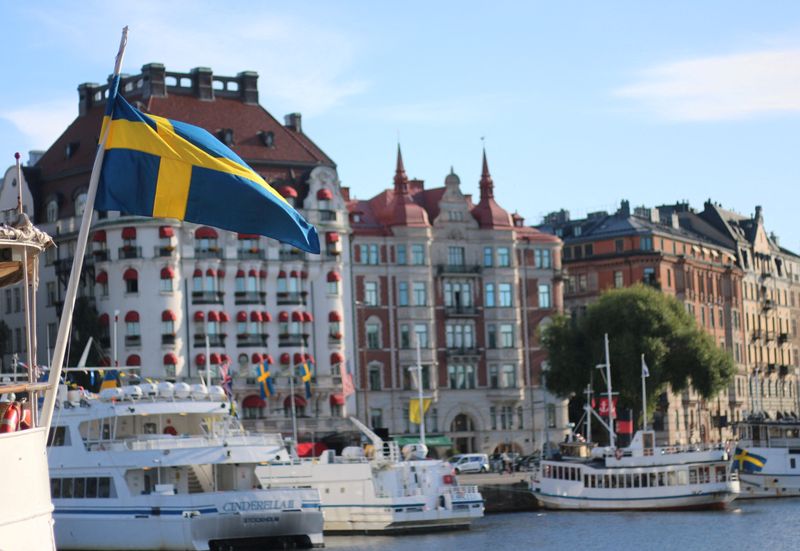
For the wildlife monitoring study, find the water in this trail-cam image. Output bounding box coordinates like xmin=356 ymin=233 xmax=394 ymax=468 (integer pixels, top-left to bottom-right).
xmin=325 ymin=500 xmax=800 ymax=551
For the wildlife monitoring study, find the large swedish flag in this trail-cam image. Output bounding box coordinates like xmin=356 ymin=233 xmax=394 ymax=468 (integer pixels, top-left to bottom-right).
xmin=734 ymin=447 xmax=766 ymax=473
xmin=96 ymin=76 xmax=320 ymax=254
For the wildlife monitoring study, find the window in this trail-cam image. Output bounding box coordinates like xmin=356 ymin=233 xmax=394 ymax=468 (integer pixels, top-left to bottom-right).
xmin=535 ymin=249 xmax=552 ymax=268
xmin=369 ymin=408 xmax=383 ymax=429
xmin=398 ymin=282 xmax=409 ymax=306
xmin=4 ymin=289 xmax=10 ymax=313
xmin=14 ymin=287 xmax=21 ymax=312
xmin=497 ymin=247 xmax=511 ymax=267
xmin=400 ymin=324 xmax=410 ymax=348
xmin=366 ymin=322 xmax=381 ymax=349
xmin=414 ymin=324 xmax=429 ymax=348
xmin=499 ymin=324 xmax=514 ymax=348
xmin=547 ymin=403 xmax=557 ymax=428
xmin=538 ymin=284 xmax=551 ymax=308
xmin=489 ymin=365 xmax=499 ymax=388
xmin=47 ymin=282 xmax=57 ymax=306
xmin=584 ymin=244 xmax=593 ymax=257
xmin=446 ymin=324 xmax=475 ymax=349
xmin=413 ymin=282 xmax=427 ymax=306
xmin=327 ymin=279 xmax=340 ymax=295
xmin=448 ymin=246 xmax=465 ymax=266
xmin=396 ymin=244 xmax=407 ymax=265
xmin=490 ymin=406 xmax=497 ymax=430
xmin=485 ymin=283 xmax=495 ymax=307
xmin=448 ymin=364 xmax=476 ymax=389
xmin=46 ymin=200 xmax=58 ymax=222
xmin=501 ymin=364 xmax=517 ymax=388
xmin=614 ymin=271 xmax=623 ymax=288
xmin=483 ymin=247 xmax=493 ymax=267
xmin=643 ymin=267 xmax=656 ymax=285
xmin=640 ymin=236 xmax=653 ymax=250
xmin=444 ymin=281 xmax=473 ymax=309
xmin=498 ymin=283 xmax=512 ymax=307
xmin=75 ymin=192 xmax=88 ymax=217
xmin=124 ymin=271 xmax=138 ymax=294
xmin=364 ymin=281 xmax=378 ymax=306
xmin=369 ymin=244 xmax=379 ymax=265
xmin=487 ymin=324 xmax=497 ymax=349
xmin=411 ymin=244 xmax=425 ymax=265
xmin=369 ymin=365 xmax=382 ymax=391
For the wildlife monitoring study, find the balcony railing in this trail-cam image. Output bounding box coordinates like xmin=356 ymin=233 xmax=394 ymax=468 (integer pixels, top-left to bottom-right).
xmin=237 ymin=248 xmax=265 ymax=260
xmin=436 ymin=264 xmax=481 ymax=276
xmin=276 ymin=291 xmax=307 ymax=306
xmin=278 ymin=334 xmax=307 ymax=348
xmin=192 ymin=290 xmax=224 ymax=304
xmin=446 ymin=346 xmax=479 ymax=357
xmin=154 ymin=246 xmax=176 ymax=258
xmin=194 ymin=334 xmax=226 ymax=347
xmin=279 ymin=249 xmax=305 ymax=261
xmin=118 ymin=246 xmax=142 ymax=259
xmin=92 ymin=249 xmax=110 ymax=262
xmin=161 ymin=334 xmax=176 ymax=345
xmin=234 ymin=291 xmax=266 ymax=305
xmin=778 ymin=332 xmax=789 ymax=344
xmin=444 ymin=305 xmax=477 ymax=316
xmin=319 ymin=210 xmax=337 ymax=222
xmin=236 ymin=334 xmax=269 ymax=347
xmin=195 ymin=247 xmax=223 ymax=259
xmin=763 ymin=299 xmax=775 ymax=311
xmin=125 ymin=335 xmax=141 ymax=347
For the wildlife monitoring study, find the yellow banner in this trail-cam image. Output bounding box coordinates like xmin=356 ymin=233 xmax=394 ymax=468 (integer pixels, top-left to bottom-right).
xmin=409 ymin=398 xmax=432 ymax=424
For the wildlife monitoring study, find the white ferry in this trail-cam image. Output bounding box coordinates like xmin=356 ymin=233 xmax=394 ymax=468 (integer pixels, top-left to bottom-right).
xmin=256 ymin=417 xmax=484 ymax=533
xmin=47 ymin=382 xmax=324 ymax=550
xmin=733 ymin=416 xmax=800 ymax=498
xmin=0 ymin=212 xmax=57 ymax=550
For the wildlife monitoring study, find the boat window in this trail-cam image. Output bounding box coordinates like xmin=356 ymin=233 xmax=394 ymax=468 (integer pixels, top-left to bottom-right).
xmin=632 ymin=474 xmax=640 ymax=488
xmin=658 ymin=472 xmax=665 ymax=486
xmin=715 ymin=466 xmax=726 ymax=482
xmin=649 ymin=473 xmax=657 ymax=487
xmin=86 ymin=477 xmax=98 ymax=498
xmin=50 ymin=478 xmax=61 ymax=499
xmin=791 ymin=458 xmax=796 ymax=469
xmin=48 ymin=426 xmax=68 ymax=446
xmin=677 ymin=470 xmax=688 ymax=485
xmin=62 ymin=478 xmax=74 ymax=498
xmin=625 ymin=474 xmax=633 ymax=488
xmin=144 ymin=422 xmax=157 ymax=434
xmin=604 ymin=474 xmax=610 ymax=488
xmin=689 ymin=468 xmax=697 ymax=484
xmin=583 ymin=474 xmax=589 ymax=487
xmin=98 ymin=477 xmax=111 ymax=498
xmin=641 ymin=473 xmax=648 ymax=488
xmin=73 ymin=478 xmax=85 ymax=498
xmin=668 ymin=471 xmax=677 ymax=486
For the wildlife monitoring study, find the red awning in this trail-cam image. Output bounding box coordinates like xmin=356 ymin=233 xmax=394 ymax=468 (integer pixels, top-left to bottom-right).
xmin=99 ymin=313 xmax=110 ymax=326
xmin=278 ymin=270 xmax=287 ymax=278
xmin=248 ymin=269 xmax=258 ymax=277
xmin=296 ymin=442 xmax=328 ymax=458
xmin=330 ymin=352 xmax=344 ymax=364
xmin=238 ymin=233 xmax=260 ymax=239
xmin=160 ymin=266 xmax=174 ymax=279
xmin=208 ymin=311 xmax=220 ymax=322
xmin=193 ymin=268 xmax=203 ymax=277
xmin=163 ymin=353 xmax=178 ymax=365
xmin=210 ymin=353 xmax=221 ymax=364
xmin=326 ymin=232 xmax=340 ymax=243
xmin=95 ymin=271 xmax=108 ymax=284
xmin=242 ymin=395 xmax=266 ymax=408
xmin=92 ymin=230 xmax=106 ymax=242
xmin=289 ymin=270 xmax=299 ymax=278
xmin=284 ymin=395 xmax=307 ymax=408
xmin=278 ymin=185 xmax=298 ymax=198
xmin=222 ymin=354 xmax=231 ymax=364
xmin=294 ymin=352 xmax=304 ymax=365
xmin=291 ymin=311 xmax=303 ymax=322
xmin=278 ymin=311 xmax=289 ymax=322
xmin=280 ymin=353 xmax=290 ymax=365
xmin=317 ymin=188 xmax=333 ymax=200
xmin=327 ymin=271 xmax=341 ymax=282
xmin=264 ymin=354 xmax=274 ymax=365
xmin=300 ymin=271 xmax=308 ymax=279
xmin=329 ymin=311 xmax=342 ymax=322
xmin=121 ymin=227 xmax=136 ymax=239
xmin=195 ymin=226 xmax=218 ymax=239
xmin=236 ymin=269 xmax=245 ymax=278
xmin=262 ymin=311 xmax=272 ymax=322
xmin=219 ymin=311 xmax=230 ymax=322
xmin=159 ymin=226 xmax=174 ymax=238
xmin=305 ymin=353 xmax=314 ymax=363
xmin=217 ymin=269 xmax=225 ymax=278
xmin=162 ymin=310 xmax=176 ymax=321
xmin=193 ymin=311 xmax=205 ymax=321
xmin=237 ymin=311 xmax=247 ymax=322
xmin=195 ymin=354 xmax=206 ymax=366
xmin=123 ymin=268 xmax=138 ymax=281
xmin=329 ymin=393 xmax=346 ymax=406
xmin=206 ymin=268 xmax=216 ymax=277
xmin=126 ymin=354 xmax=141 ymax=366
xmin=302 ymin=312 xmax=313 ymax=323
xmin=124 ymin=311 xmax=139 ymax=322
xmin=259 ymin=270 xmax=267 ymax=278
xmin=250 ymin=311 xmax=262 ymax=322
xmin=251 ymin=352 xmax=263 ymax=364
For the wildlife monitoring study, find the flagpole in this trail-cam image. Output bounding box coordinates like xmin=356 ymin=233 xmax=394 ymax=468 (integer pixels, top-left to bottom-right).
xmin=41 ymin=27 xmax=129 ymax=428
xmin=416 ymin=339 xmax=425 ymax=447
xmin=288 ymin=361 xmax=298 ymax=454
xmin=16 ymin=153 xmax=36 ymax=424
xmin=641 ymin=354 xmax=647 ymax=431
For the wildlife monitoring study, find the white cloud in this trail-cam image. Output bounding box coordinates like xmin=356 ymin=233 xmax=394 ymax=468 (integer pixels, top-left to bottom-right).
xmin=0 ymin=99 xmax=76 ymax=150
xmin=615 ymin=49 xmax=800 ymax=121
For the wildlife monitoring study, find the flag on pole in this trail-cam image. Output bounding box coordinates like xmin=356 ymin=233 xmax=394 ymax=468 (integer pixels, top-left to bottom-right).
xmin=409 ymin=398 xmax=432 ymax=424
xmin=219 ymin=359 xmax=233 ymax=398
xmin=641 ymin=356 xmax=650 ymax=378
xmin=257 ymin=363 xmax=275 ymax=399
xmin=99 ymin=369 xmax=120 ymax=391
xmin=300 ymin=362 xmax=312 ymax=399
xmin=95 ymin=75 xmax=320 ymax=254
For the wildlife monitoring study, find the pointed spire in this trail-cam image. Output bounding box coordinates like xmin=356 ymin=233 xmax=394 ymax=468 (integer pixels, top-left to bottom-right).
xmin=394 ymin=144 xmax=409 ymax=195
xmin=479 ymin=147 xmax=494 ymax=200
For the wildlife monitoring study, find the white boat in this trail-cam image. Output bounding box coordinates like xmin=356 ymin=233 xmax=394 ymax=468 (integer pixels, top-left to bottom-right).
xmin=256 ymin=417 xmax=484 ymax=533
xmin=0 ymin=213 xmax=57 ymax=551
xmin=733 ymin=415 xmax=800 ymax=499
xmin=531 ymin=334 xmax=739 ymax=511
xmin=47 ymin=382 xmax=324 ymax=550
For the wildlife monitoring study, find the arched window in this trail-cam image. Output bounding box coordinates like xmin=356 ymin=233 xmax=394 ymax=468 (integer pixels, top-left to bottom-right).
xmin=46 ymin=199 xmax=59 ymax=223
xmin=327 ymin=271 xmax=341 ymax=295
xmin=451 ymin=413 xmax=475 ymax=432
xmin=160 ymin=266 xmax=174 ymax=292
xmin=235 ymin=269 xmax=245 ymax=292
xmin=277 ymin=271 xmax=287 ymax=293
xmin=74 ymin=191 xmax=88 ymax=217
xmin=123 ymin=268 xmax=138 ymax=294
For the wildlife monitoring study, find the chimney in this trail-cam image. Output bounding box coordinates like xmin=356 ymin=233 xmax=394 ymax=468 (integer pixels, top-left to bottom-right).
xmin=77 ymin=82 xmax=101 ymax=116
xmin=191 ymin=67 xmax=214 ymax=101
xmin=28 ymin=150 xmax=45 ymax=166
xmin=755 ymin=205 xmax=763 ymax=224
xmin=284 ymin=113 xmax=302 ymax=133
xmin=141 ymin=63 xmax=167 ymax=98
xmin=618 ymin=199 xmax=631 ymax=218
xmin=237 ymin=71 xmax=259 ymax=104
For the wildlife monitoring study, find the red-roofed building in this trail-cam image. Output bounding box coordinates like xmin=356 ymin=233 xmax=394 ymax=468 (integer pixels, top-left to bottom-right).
xmin=348 ymin=146 xmax=567 ymax=455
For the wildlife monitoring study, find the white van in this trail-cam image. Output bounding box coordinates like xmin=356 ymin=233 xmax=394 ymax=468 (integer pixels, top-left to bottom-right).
xmin=448 ymin=453 xmax=489 ymax=474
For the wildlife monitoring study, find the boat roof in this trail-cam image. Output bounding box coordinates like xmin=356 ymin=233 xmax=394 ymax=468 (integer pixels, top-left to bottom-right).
xmin=0 ymin=212 xmax=53 ymax=288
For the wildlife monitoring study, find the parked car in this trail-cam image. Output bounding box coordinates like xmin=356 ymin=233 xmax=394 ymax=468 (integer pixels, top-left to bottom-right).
xmin=448 ymin=453 xmax=490 ymax=474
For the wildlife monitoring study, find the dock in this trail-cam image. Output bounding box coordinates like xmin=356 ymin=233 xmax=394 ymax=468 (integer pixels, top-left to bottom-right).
xmin=457 ymin=472 xmax=540 ymax=513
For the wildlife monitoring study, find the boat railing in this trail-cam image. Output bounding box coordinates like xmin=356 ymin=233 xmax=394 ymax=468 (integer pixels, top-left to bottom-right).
xmin=445 ymin=485 xmax=480 ymax=498
xmin=374 ymin=441 xmax=402 ymax=464
xmin=87 ymin=433 xmax=284 ymax=452
xmin=651 ymin=443 xmax=726 ymax=455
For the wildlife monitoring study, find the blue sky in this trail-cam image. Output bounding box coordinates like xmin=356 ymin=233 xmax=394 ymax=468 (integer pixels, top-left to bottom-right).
xmin=2 ymin=1 xmax=800 ymax=251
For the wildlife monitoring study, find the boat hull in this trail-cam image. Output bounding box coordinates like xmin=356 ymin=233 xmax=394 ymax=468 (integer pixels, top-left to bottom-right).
xmin=738 ymin=473 xmax=800 ymax=499
xmin=52 ymin=490 xmax=323 ymax=550
xmin=322 ymin=499 xmax=484 ymax=533
xmin=0 ymin=427 xmax=56 ymax=551
xmin=533 ymin=489 xmax=737 ymax=511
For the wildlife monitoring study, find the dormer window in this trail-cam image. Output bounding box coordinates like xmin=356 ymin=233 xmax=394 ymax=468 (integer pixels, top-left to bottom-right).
xmin=74 ymin=191 xmax=88 ymax=217
xmin=46 ymin=199 xmax=59 ymax=223
xmin=218 ymin=128 xmax=234 ymax=146
xmin=259 ymin=131 xmax=275 ymax=147
xmin=65 ymin=141 xmax=79 ymax=159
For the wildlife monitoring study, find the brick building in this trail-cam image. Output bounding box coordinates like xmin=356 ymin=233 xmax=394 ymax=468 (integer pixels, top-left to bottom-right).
xmin=347 ymin=148 xmax=568 ymax=455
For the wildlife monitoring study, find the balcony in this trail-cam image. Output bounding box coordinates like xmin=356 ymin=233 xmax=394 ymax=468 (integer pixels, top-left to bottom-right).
xmin=444 ymin=305 xmax=477 ymax=317
xmin=779 ymin=365 xmax=791 ymax=377
xmin=92 ymin=249 xmax=110 ymax=262
xmin=161 ymin=334 xmax=176 ymax=345
xmin=192 ymin=290 xmax=224 ymax=304
xmin=237 ymin=248 xmax=265 ymax=260
xmin=279 ymin=249 xmax=305 ymax=261
xmin=194 ymin=334 xmax=226 ymax=347
xmin=125 ymin=335 xmax=141 ymax=347
xmin=236 ymin=334 xmax=269 ymax=347
xmin=276 ymin=291 xmax=307 ymax=306
xmin=328 ymin=334 xmax=343 ymax=347
xmin=436 ymin=264 xmax=481 ymax=276
xmin=446 ymin=346 xmax=479 ymax=357
xmin=763 ymin=299 xmax=775 ymax=311
xmin=118 ymin=246 xmax=142 ymax=259
xmin=486 ymin=386 xmax=525 ymax=401
xmin=234 ymin=291 xmax=266 ymax=305
xmin=778 ymin=332 xmax=789 ymax=344
xmin=195 ymin=247 xmax=223 ymax=259
xmin=154 ymin=246 xmax=176 ymax=258
xmin=278 ymin=334 xmax=307 ymax=348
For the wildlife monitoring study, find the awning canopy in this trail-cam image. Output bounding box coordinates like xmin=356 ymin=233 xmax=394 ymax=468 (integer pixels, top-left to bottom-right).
xmin=278 ymin=185 xmax=298 ymax=198
xmin=209 ymin=353 xmax=221 ymax=364
xmin=121 ymin=227 xmax=136 ymax=239
xmin=392 ymin=435 xmax=453 ymax=447
xmin=95 ymin=271 xmax=108 ymax=284
xmin=262 ymin=311 xmax=272 ymax=322
xmin=250 ymin=311 xmax=262 ymax=322
xmin=195 ymin=354 xmax=206 ymax=366
xmin=328 ymin=311 xmax=342 ymax=322
xmin=329 ymin=393 xmax=346 ymax=406
xmin=327 ymin=271 xmax=341 ymax=282
xmin=284 ymin=395 xmax=307 ymax=408
xmin=126 ymin=354 xmax=141 ymax=366
xmin=208 ymin=311 xmax=219 ymax=322
xmin=159 ymin=226 xmax=174 ymax=238
xmin=238 ymin=233 xmax=259 ymax=239
xmin=123 ymin=268 xmax=138 ymax=280
xmin=99 ymin=313 xmax=110 ymax=326
xmin=237 ymin=311 xmax=248 ymax=322
xmin=162 ymin=310 xmax=176 ymax=321
xmin=92 ymin=230 xmax=106 ymax=242
xmin=317 ymin=188 xmax=333 ymax=200
xmin=302 ymin=312 xmax=313 ymax=323
xmin=124 ymin=311 xmax=139 ymax=322
xmin=280 ymin=353 xmax=290 ymax=364
xmin=279 ymin=311 xmax=289 ymax=322
xmin=219 ymin=311 xmax=230 ymax=322
xmin=195 ymin=226 xmax=218 ymax=239
xmin=291 ymin=311 xmax=303 ymax=322
xmin=163 ymin=353 xmax=178 ymax=365
xmin=160 ymin=266 xmax=174 ymax=279
xmin=242 ymin=395 xmax=266 ymax=408
xmin=330 ymin=352 xmax=344 ymax=364
xmin=326 ymin=232 xmax=340 ymax=243
xmin=193 ymin=311 xmax=205 ymax=321
xmin=251 ymin=352 xmax=263 ymax=364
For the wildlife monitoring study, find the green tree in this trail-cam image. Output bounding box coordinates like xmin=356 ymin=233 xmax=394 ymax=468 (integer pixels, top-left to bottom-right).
xmin=542 ymin=284 xmax=735 ymax=426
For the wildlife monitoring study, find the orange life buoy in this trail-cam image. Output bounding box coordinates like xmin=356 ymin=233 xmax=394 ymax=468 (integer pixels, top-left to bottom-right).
xmin=0 ymin=402 xmax=21 ymax=433
xmin=19 ymin=407 xmax=32 ymax=430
